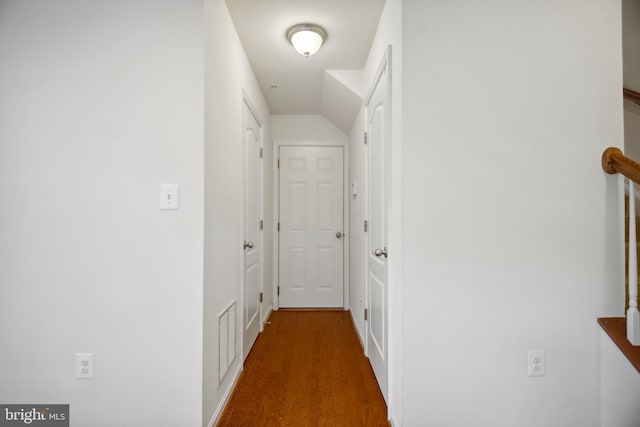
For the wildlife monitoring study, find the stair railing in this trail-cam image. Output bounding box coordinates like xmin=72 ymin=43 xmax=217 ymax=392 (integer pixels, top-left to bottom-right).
xmin=602 ymin=147 xmax=640 ymax=345
xmin=624 ymin=87 xmax=640 ymax=105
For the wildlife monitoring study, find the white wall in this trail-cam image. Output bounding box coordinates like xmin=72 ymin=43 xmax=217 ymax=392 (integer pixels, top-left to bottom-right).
xmin=203 ymin=1 xmax=272 ymax=425
xmin=624 ymin=0 xmax=640 ymax=161
xmin=600 ymin=330 xmax=640 ymax=427
xmin=401 ymin=1 xmax=623 ymax=426
xmin=0 ymin=1 xmax=205 ymax=426
xmin=349 ymin=108 xmax=367 ymax=341
xmin=348 ymin=0 xmax=403 ymax=423
xmin=271 ymin=114 xmax=348 ymax=143
xmin=623 ymin=0 xmax=640 ymax=91
xmin=626 ymin=103 xmax=640 ymax=160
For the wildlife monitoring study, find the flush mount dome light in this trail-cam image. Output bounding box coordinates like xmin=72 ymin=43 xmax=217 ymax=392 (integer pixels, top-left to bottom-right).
xmin=287 ymin=24 xmax=327 ymax=57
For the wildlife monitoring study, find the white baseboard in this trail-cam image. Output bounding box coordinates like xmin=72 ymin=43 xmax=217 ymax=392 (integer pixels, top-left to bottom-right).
xmin=389 ymin=409 xmax=399 ymax=426
xmin=262 ymin=304 xmax=273 ymax=325
xmin=348 ymin=308 xmax=366 ymax=350
xmin=208 ymin=362 xmax=242 ymax=427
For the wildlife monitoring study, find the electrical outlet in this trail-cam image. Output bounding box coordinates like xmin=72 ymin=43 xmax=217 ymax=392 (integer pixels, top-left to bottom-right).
xmin=76 ymin=353 xmax=94 ymax=379
xmin=528 ymin=350 xmax=545 ymax=377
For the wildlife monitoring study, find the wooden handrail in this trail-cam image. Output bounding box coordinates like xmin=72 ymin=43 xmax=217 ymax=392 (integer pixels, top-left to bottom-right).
xmin=624 ymin=87 xmax=640 ymax=105
xmin=602 ymin=147 xmax=640 ymax=185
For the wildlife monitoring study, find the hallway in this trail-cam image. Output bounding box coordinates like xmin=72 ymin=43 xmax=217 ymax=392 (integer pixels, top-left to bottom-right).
xmin=218 ymin=311 xmax=388 ymax=426
xmin=1 ymin=1 xmax=632 ymax=425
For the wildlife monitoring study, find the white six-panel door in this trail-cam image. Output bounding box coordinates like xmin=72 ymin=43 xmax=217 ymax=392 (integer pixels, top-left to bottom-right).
xmin=366 ymin=51 xmax=390 ymax=403
xmin=279 ymin=146 xmax=344 ymax=308
xmin=242 ymin=100 xmax=262 ymax=360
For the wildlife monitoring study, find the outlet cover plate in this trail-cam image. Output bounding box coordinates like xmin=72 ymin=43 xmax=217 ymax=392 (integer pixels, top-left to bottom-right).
xmin=528 ymin=350 xmax=545 ymax=377
xmin=76 ymin=353 xmax=94 ymax=379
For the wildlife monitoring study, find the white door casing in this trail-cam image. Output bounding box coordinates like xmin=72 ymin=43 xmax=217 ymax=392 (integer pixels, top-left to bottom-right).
xmin=366 ymin=50 xmax=391 ymax=403
xmin=242 ymin=98 xmax=262 ymax=361
xmin=279 ymin=146 xmax=344 ymax=308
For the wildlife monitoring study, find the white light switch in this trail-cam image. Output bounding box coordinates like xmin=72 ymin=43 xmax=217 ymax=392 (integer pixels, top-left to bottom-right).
xmin=160 ymin=184 xmax=180 ymax=210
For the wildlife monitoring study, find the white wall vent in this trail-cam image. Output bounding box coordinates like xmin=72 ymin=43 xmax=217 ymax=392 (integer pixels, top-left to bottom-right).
xmin=218 ymin=301 xmax=237 ymax=383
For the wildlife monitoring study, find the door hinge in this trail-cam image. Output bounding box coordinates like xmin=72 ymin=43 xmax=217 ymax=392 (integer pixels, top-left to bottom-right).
xmin=277 ymin=222 xmax=280 ymax=232
xmin=364 ymin=308 xmax=368 ymax=321
xmin=364 ymin=132 xmax=368 ymax=145
xmin=364 ymin=220 xmax=368 ymax=232
xmin=277 ymin=286 xmax=280 ymax=296
xmin=259 ymin=292 xmax=263 ymax=303
xmin=260 ymin=148 xmax=263 ymax=158
xmin=260 ymin=220 xmax=263 ymax=230
xmin=277 ymin=158 xmax=280 ymax=169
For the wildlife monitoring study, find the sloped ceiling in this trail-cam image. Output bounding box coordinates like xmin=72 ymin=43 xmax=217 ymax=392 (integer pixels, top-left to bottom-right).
xmin=322 ymin=70 xmax=364 ymax=134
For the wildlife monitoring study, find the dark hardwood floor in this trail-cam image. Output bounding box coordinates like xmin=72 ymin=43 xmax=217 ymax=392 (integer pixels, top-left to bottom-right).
xmin=217 ymin=310 xmax=389 ymax=426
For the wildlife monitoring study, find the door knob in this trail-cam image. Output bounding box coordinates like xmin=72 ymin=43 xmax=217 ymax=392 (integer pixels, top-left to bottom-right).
xmin=243 ymin=240 xmax=254 ymax=250
xmin=336 ymin=232 xmax=342 ymax=239
xmin=374 ymin=247 xmax=388 ymax=258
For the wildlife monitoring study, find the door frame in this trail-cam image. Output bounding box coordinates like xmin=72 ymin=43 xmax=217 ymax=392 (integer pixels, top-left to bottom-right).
xmin=272 ymin=140 xmax=350 ymax=311
xmin=240 ymin=89 xmax=264 ymax=363
xmin=363 ymin=46 xmax=392 ymax=402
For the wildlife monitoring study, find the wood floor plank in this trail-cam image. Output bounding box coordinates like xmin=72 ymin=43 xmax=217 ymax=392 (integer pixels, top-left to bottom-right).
xmin=218 ymin=310 xmax=388 ymax=426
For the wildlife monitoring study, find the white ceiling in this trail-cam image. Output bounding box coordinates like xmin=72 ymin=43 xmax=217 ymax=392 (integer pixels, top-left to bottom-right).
xmin=225 ymin=0 xmax=386 ymax=124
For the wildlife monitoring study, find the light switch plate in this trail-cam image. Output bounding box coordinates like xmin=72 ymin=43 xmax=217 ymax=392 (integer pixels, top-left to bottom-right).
xmin=160 ymin=184 xmax=180 ymax=210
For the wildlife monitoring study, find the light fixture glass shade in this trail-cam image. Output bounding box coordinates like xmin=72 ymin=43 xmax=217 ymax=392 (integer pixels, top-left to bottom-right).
xmin=287 ymin=24 xmax=326 ymax=57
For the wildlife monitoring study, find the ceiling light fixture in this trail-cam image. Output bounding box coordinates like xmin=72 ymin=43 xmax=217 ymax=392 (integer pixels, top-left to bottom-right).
xmin=286 ymin=23 xmax=327 ymax=57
